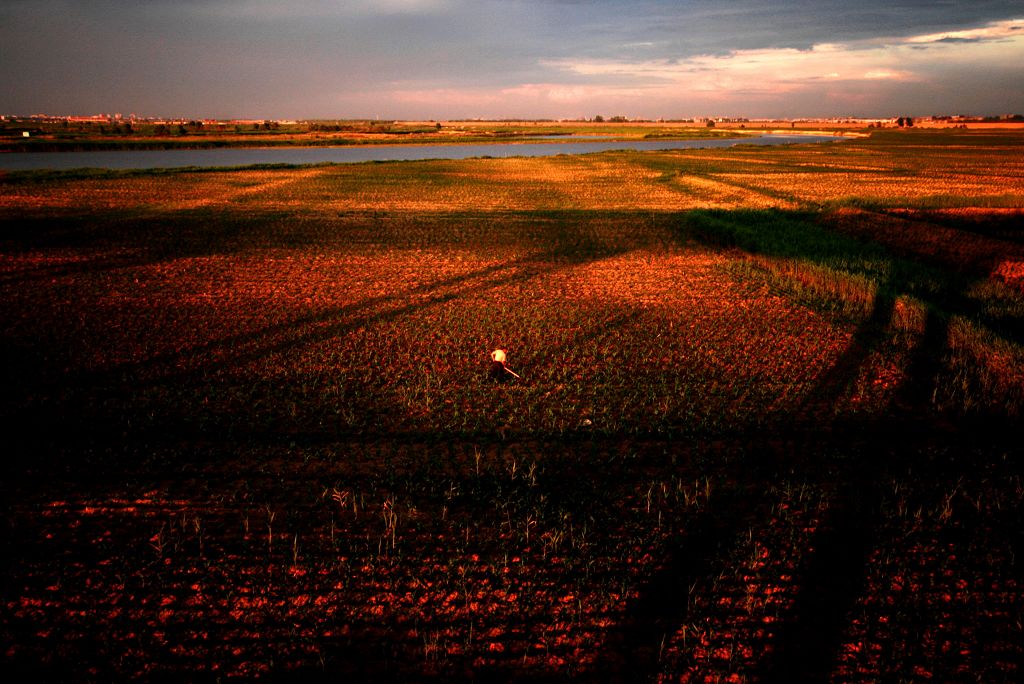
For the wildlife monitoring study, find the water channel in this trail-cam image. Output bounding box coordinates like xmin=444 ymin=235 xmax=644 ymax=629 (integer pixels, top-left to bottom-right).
xmin=0 ymin=134 xmax=843 ymax=171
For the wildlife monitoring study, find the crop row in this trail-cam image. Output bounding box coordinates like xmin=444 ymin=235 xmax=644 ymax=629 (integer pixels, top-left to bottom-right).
xmin=5 ymin=435 xmax=1021 ymax=680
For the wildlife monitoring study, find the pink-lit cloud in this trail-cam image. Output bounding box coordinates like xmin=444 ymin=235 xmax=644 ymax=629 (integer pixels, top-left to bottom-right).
xmin=517 ymin=17 xmax=1023 ymax=115
xmin=337 ymin=15 xmax=1024 ymax=119
xmin=905 ymin=18 xmax=1024 ymax=43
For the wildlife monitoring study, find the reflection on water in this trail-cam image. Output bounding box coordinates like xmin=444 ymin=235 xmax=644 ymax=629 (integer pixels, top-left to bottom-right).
xmin=0 ymin=135 xmax=842 ymax=171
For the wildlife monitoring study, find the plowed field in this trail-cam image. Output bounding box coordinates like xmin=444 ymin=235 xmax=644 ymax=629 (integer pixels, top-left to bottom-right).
xmin=2 ymin=129 xmax=1022 ymax=682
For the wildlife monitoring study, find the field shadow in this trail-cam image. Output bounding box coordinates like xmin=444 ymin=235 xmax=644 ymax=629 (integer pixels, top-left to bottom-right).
xmin=3 ymin=204 xmax=1022 ymax=680
xmin=828 ymin=207 xmax=1024 ymax=284
xmin=680 ymin=207 xmax=1023 ymax=395
xmin=592 ymin=445 xmax=772 ymax=681
xmin=1 ymin=211 xmax=638 ymax=467
xmin=648 ymin=207 xmax=1020 ymax=680
xmin=0 ymin=210 xmax=260 ymax=286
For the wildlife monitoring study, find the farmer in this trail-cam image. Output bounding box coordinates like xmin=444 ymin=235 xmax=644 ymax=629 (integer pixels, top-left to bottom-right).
xmin=489 ymin=348 xmax=520 ymax=382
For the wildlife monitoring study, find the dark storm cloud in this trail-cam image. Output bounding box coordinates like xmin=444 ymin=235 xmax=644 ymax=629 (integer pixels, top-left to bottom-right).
xmin=517 ymin=0 xmax=1024 ymax=56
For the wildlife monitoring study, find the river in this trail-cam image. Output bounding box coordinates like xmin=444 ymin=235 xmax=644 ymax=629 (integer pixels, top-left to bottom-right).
xmin=0 ymin=134 xmax=842 ymax=171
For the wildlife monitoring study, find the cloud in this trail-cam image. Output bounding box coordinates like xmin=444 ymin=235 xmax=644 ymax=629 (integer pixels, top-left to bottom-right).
xmin=862 ymin=69 xmax=912 ymax=81
xmin=906 ymin=18 xmax=1023 ymax=44
xmin=143 ymin=0 xmax=457 ymax=19
xmin=502 ymin=83 xmax=651 ymax=102
xmin=542 ymin=17 xmax=1024 ymax=102
xmin=1 ymin=1 xmax=1022 ymax=118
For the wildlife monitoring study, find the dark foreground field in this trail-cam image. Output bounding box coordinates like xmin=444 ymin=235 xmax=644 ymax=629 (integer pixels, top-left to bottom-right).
xmin=2 ymin=130 xmax=1023 ymax=681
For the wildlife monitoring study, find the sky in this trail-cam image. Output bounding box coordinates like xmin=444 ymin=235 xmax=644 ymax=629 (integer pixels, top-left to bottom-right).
xmin=1 ymin=0 xmax=1022 ymax=120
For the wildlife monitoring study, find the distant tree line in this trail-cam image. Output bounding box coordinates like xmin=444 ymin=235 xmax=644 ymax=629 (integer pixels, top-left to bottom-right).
xmin=151 ymin=121 xmax=205 ymax=136
xmin=307 ymin=121 xmax=394 ymax=133
xmin=865 ymin=117 xmax=916 ymax=129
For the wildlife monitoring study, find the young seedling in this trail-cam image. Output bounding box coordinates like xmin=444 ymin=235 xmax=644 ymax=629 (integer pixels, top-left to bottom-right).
xmin=266 ymin=507 xmax=276 ymax=552
xmin=150 ymin=524 xmax=167 ymax=559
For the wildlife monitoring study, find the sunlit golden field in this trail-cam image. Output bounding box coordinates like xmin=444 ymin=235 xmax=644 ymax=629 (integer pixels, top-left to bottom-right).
xmin=3 ymin=134 xmax=1022 ymax=214
xmin=2 ymin=129 xmax=1023 ymax=682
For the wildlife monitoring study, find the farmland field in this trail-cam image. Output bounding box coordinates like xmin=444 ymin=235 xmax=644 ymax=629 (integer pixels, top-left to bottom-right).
xmin=2 ymin=129 xmax=1023 ymax=681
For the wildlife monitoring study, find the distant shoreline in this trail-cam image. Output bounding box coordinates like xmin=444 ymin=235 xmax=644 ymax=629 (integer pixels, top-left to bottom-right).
xmin=6 ymin=116 xmax=1016 ymax=155
xmin=0 ymin=121 xmax=740 ymax=154
xmin=0 ymin=120 xmax=883 ymax=154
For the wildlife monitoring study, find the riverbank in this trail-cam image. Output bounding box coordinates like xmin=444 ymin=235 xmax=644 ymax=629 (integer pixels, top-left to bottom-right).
xmin=0 ymin=133 xmax=844 ymax=172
